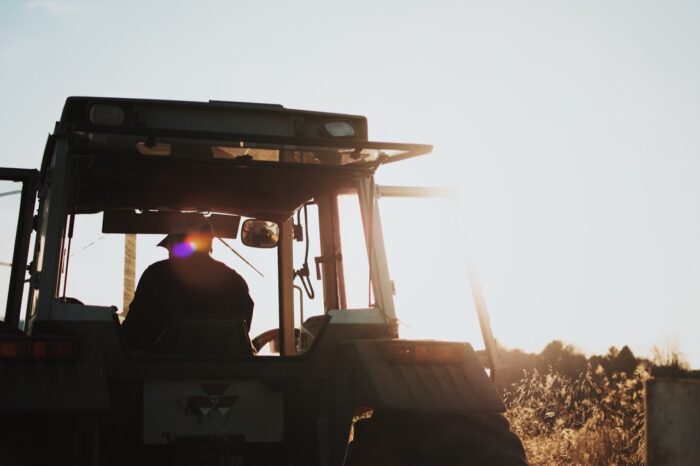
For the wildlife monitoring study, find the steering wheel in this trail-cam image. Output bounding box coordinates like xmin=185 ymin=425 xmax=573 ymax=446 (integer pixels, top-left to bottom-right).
xmin=252 ymin=328 xmax=301 ymax=353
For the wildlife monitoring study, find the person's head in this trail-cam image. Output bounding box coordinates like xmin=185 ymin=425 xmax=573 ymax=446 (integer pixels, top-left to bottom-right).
xmin=158 ymin=224 xmax=214 ymax=259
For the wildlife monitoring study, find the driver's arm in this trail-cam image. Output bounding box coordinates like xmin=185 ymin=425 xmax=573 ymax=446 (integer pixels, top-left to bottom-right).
xmin=229 ymin=270 xmax=254 ymax=331
xmin=121 ymin=265 xmax=170 ymax=349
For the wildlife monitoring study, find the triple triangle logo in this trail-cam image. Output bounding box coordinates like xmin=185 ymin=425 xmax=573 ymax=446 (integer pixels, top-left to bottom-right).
xmin=187 ymin=383 xmax=239 ymax=417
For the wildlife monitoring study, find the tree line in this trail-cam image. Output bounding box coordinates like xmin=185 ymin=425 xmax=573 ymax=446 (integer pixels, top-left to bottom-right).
xmin=496 ymin=340 xmax=697 ymax=388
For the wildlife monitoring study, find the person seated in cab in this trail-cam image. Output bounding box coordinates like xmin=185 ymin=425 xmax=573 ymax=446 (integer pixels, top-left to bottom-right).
xmin=121 ymin=224 xmax=254 ymax=350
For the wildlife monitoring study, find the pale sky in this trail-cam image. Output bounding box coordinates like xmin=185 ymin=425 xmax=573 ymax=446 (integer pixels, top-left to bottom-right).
xmin=1 ymin=0 xmax=699 ymax=366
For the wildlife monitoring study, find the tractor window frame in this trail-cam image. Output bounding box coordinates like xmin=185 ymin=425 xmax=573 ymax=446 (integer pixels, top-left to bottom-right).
xmin=0 ymin=168 xmax=39 ymax=329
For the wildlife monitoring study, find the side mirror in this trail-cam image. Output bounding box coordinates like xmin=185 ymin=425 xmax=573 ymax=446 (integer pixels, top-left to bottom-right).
xmin=241 ymin=219 xmax=280 ymax=248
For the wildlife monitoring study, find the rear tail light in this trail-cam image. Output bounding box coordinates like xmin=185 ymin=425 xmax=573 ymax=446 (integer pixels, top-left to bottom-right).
xmin=0 ymin=337 xmax=80 ymax=361
xmin=383 ymin=341 xmax=466 ymax=364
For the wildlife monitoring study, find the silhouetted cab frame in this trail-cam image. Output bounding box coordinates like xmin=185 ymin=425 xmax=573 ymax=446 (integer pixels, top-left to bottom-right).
xmin=0 ymin=97 xmax=521 ymax=466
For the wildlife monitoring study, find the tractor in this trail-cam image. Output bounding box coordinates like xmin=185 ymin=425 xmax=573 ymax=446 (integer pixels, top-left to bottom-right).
xmin=0 ymin=97 xmax=527 ymax=465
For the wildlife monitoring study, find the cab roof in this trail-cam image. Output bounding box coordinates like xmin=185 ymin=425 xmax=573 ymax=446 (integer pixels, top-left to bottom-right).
xmin=53 ymin=97 xmax=433 ymax=222
xmin=59 ymin=96 xmax=432 ymax=168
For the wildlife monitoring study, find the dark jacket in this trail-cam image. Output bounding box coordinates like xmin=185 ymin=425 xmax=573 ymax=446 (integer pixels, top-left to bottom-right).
xmin=121 ymin=254 xmax=254 ymax=350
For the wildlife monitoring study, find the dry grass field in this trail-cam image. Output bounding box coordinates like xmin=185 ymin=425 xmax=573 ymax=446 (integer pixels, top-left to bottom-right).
xmin=504 ymin=366 xmax=649 ymax=466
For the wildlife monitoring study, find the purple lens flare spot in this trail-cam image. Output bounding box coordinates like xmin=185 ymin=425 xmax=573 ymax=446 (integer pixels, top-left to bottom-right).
xmin=172 ymin=242 xmax=195 ymax=258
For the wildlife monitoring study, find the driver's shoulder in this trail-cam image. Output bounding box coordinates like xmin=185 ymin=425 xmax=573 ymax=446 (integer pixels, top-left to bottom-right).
xmin=208 ymin=258 xmax=246 ymax=281
xmin=141 ymin=259 xmax=174 ymax=278
xmin=146 ymin=259 xmax=171 ymax=271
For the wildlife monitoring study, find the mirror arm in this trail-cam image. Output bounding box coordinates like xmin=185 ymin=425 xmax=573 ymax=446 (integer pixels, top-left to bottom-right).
xmin=217 ymin=237 xmax=264 ymax=278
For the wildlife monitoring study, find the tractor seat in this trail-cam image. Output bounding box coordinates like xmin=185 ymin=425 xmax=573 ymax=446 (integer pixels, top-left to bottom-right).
xmin=152 ymin=317 xmax=255 ymax=357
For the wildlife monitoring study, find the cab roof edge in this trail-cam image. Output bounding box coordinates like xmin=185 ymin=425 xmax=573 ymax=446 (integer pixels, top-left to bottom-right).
xmin=208 ymin=100 xmax=285 ymax=110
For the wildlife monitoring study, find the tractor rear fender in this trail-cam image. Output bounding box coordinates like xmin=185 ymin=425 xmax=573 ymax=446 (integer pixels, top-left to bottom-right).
xmin=343 ymin=339 xmax=505 ymax=413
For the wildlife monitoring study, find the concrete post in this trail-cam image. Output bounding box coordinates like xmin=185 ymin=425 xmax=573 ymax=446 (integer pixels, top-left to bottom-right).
xmin=122 ymin=233 xmax=136 ymax=315
xmin=646 ymin=378 xmax=700 ymax=465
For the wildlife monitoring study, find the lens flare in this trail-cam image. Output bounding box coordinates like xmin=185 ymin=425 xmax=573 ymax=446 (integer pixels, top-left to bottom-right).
xmin=172 ymin=241 xmax=195 ymax=258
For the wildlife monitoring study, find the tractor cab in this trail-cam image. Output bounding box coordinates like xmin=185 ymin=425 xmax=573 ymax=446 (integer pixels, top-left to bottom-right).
xmin=0 ymin=97 xmax=521 ymax=466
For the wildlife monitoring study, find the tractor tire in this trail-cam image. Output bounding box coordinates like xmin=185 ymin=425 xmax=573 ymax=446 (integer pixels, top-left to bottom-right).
xmin=345 ymin=410 xmax=527 ymax=466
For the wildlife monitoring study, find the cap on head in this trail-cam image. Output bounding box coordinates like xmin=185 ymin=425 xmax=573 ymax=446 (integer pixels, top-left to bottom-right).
xmin=158 ymin=223 xmax=213 ymax=256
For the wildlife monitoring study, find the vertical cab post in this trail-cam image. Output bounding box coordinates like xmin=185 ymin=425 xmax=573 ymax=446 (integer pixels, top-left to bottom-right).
xmin=277 ymin=219 xmax=295 ymax=355
xmin=330 ymin=193 xmax=347 ymax=310
xmin=316 ymin=194 xmax=340 ymax=312
xmin=31 ymin=137 xmax=72 ymax=327
xmin=0 ymin=168 xmax=39 ymax=328
xmin=357 ymin=177 xmax=396 ymax=328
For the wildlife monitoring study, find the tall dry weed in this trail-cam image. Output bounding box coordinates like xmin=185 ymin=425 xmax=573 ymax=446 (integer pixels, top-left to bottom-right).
xmin=504 ymin=365 xmax=649 ymax=466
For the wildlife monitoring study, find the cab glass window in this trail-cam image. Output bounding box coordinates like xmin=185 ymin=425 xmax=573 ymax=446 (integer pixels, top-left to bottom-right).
xmin=0 ymin=180 xmax=22 ymax=321
xmin=60 ymin=212 xmax=281 ymax=336
xmin=379 ymin=196 xmax=483 ymax=345
xmin=58 ymin=204 xmax=327 ymax=356
xmin=337 ymin=193 xmax=372 ymax=309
